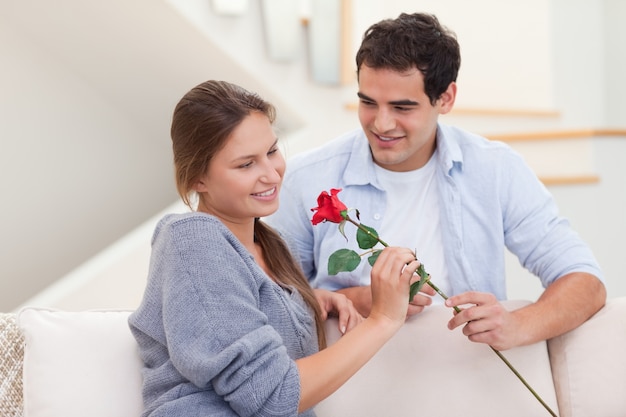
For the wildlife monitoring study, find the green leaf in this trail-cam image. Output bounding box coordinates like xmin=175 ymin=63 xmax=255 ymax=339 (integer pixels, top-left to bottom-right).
xmin=356 ymin=224 xmax=379 ymax=249
xmin=409 ymin=263 xmax=430 ymax=301
xmin=409 ymin=280 xmax=423 ymax=301
xmin=367 ymin=249 xmax=382 ymax=267
xmin=328 ymin=249 xmax=361 ymax=275
xmin=409 ymin=274 xmax=430 ymax=301
xmin=416 ymin=264 xmax=429 ymax=280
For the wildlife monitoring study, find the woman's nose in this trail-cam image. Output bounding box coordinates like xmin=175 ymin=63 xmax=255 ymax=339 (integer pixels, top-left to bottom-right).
xmin=261 ymin=161 xmax=282 ymax=183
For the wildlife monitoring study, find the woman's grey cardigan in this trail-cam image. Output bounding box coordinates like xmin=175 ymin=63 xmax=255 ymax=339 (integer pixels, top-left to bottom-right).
xmin=129 ymin=212 xmax=319 ymax=416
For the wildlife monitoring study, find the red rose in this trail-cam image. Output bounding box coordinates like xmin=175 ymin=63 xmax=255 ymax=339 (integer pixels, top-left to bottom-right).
xmin=311 ymin=188 xmax=348 ymax=225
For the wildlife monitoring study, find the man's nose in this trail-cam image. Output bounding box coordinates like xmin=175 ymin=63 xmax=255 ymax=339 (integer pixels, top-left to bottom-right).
xmin=374 ymin=108 xmax=396 ymax=133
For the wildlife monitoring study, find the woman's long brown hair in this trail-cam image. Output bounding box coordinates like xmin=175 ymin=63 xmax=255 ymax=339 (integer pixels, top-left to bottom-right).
xmin=170 ymin=80 xmax=326 ymax=349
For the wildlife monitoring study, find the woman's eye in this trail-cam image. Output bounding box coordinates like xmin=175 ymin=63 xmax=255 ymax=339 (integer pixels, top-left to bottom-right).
xmin=239 ymin=161 xmax=253 ymax=169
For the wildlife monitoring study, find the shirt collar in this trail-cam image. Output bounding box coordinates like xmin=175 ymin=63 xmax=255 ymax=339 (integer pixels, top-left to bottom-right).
xmin=436 ymin=123 xmax=464 ymax=176
xmin=343 ymin=130 xmax=382 ymax=188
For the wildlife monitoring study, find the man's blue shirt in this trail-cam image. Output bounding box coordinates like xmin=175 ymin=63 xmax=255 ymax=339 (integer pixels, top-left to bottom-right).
xmin=266 ymin=124 xmax=603 ymax=299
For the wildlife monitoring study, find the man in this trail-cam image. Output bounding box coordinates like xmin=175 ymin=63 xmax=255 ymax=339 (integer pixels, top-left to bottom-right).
xmin=266 ymin=12 xmax=605 ymax=350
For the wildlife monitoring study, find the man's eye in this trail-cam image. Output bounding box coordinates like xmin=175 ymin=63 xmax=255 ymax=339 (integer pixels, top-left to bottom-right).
xmin=360 ymin=100 xmax=376 ymax=106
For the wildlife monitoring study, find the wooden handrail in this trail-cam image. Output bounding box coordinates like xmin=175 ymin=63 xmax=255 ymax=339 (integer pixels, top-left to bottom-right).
xmin=449 ymin=107 xmax=561 ymax=118
xmin=539 ymin=175 xmax=600 ymax=186
xmin=488 ymin=129 xmax=626 ymax=142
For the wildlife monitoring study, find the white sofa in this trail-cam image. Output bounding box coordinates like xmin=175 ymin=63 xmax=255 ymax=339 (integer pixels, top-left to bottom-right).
xmin=1 ymin=298 xmax=625 ymax=417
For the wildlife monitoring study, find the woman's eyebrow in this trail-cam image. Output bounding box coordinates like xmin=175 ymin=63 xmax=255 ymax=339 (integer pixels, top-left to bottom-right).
xmin=231 ymin=139 xmax=279 ymax=163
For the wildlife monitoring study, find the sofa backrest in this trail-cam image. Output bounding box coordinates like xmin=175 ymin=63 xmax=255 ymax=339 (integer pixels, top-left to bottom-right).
xmin=547 ymin=296 xmax=626 ymax=417
xmin=316 ymin=299 xmax=559 ymax=417
xmin=3 ymin=303 xmax=559 ymax=417
xmin=3 ymin=298 xmax=626 ymax=417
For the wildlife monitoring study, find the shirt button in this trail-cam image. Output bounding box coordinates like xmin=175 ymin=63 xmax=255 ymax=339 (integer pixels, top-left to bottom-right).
xmin=373 ymin=213 xmax=381 ymax=220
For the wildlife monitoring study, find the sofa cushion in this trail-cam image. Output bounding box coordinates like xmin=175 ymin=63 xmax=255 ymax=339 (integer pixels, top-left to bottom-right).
xmin=315 ymin=300 xmax=559 ymax=417
xmin=17 ymin=308 xmax=143 ymax=417
xmin=548 ymin=297 xmax=626 ymax=417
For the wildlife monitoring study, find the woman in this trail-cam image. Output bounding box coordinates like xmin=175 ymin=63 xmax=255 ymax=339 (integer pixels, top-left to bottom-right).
xmin=128 ymin=80 xmax=419 ymax=416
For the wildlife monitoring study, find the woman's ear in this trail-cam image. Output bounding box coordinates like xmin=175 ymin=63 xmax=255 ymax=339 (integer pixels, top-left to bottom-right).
xmin=438 ymin=82 xmax=457 ymax=115
xmin=193 ymin=175 xmax=209 ymax=193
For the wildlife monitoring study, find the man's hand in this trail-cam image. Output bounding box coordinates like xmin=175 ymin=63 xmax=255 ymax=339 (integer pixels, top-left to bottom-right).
xmin=445 ymin=292 xmax=520 ymax=351
xmin=445 ymin=273 xmax=606 ymax=351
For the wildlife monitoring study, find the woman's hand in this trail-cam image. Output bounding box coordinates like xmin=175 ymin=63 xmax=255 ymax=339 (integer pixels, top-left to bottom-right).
xmin=314 ymin=289 xmax=364 ymax=334
xmin=369 ymin=247 xmax=420 ymax=326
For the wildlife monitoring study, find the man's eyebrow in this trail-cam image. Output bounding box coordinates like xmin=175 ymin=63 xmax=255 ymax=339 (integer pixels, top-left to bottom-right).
xmin=389 ymin=99 xmax=418 ymax=106
xmin=357 ymin=92 xmax=374 ymax=101
xmin=357 ymin=92 xmax=418 ymax=106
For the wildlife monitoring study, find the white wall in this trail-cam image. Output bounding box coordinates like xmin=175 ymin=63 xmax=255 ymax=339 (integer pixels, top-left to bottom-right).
xmin=351 ymin=0 xmax=556 ymax=111
xmin=0 ymin=0 xmax=288 ymax=311
xmin=604 ymin=0 xmax=626 ymax=127
xmin=549 ymin=0 xmax=608 ymax=127
xmin=0 ymin=17 xmax=176 ymax=310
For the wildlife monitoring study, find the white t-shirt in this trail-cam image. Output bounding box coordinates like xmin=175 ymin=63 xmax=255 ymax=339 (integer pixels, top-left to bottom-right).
xmin=373 ymin=152 xmax=450 ymax=303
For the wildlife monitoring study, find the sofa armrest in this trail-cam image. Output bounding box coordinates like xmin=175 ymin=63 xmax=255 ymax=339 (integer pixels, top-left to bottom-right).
xmin=0 ymin=313 xmax=23 ymax=417
xmin=315 ymin=300 xmax=559 ymax=417
xmin=548 ymin=296 xmax=626 ymax=417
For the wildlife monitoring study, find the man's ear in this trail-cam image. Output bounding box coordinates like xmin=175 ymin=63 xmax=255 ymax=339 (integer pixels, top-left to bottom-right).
xmin=438 ymin=82 xmax=457 ymax=115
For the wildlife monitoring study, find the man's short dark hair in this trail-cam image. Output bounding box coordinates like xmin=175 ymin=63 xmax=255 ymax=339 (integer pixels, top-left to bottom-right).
xmin=356 ymin=13 xmax=461 ymax=105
